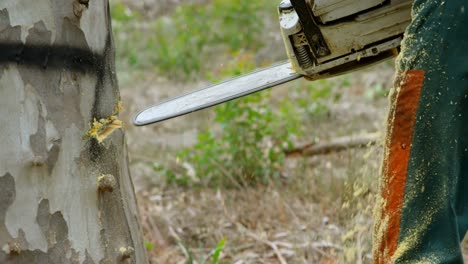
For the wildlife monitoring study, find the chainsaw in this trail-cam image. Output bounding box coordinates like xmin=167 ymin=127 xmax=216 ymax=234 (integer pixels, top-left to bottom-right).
xmin=133 ymin=0 xmax=412 ymax=126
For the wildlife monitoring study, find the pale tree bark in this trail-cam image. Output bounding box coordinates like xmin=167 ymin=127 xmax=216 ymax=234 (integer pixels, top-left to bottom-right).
xmin=0 ymin=0 xmax=147 ymax=263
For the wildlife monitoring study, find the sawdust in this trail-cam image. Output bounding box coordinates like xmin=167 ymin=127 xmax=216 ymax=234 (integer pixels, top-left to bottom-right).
xmin=113 ymin=100 xmax=124 ymax=114
xmin=372 ymin=67 xmax=402 ymax=262
xmin=390 ymin=158 xmax=450 ymax=262
xmin=86 ymin=116 xmax=123 ymax=143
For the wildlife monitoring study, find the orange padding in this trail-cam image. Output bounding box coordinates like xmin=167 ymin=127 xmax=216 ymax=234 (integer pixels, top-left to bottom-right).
xmin=374 ymin=70 xmax=425 ymax=263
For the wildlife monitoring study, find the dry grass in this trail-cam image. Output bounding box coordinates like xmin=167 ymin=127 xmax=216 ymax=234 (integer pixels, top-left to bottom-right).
xmin=136 ymin=146 xmax=382 ymax=264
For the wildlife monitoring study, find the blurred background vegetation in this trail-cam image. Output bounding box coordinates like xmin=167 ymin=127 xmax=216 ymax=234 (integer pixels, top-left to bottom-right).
xmin=108 ymin=0 xmax=426 ymax=263
xmin=112 ymin=0 xmax=276 ymax=82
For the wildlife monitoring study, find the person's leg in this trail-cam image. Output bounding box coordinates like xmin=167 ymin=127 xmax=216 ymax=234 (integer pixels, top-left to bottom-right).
xmin=373 ymin=1 xmax=468 ymax=263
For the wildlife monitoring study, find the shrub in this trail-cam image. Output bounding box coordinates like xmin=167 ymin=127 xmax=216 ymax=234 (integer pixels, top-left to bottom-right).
xmin=111 ymin=0 xmax=273 ymax=80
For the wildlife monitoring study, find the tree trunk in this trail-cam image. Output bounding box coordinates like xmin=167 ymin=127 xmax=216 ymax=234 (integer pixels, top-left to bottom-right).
xmin=0 ymin=1 xmax=147 ymax=263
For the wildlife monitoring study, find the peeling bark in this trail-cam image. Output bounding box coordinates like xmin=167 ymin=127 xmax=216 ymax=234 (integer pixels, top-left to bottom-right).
xmin=0 ymin=1 xmax=147 ymax=263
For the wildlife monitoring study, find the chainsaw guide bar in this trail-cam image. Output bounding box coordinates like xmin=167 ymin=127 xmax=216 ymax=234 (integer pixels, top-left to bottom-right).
xmin=133 ymin=62 xmax=302 ymax=126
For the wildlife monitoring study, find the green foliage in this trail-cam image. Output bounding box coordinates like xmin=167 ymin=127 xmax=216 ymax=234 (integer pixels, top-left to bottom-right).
xmin=208 ymin=237 xmax=226 ymax=264
xmin=154 ymin=161 xmax=191 ymax=187
xmin=150 ymin=0 xmax=269 ymax=79
xmin=164 ymin=58 xmax=300 ymax=187
xmin=181 ymin=237 xmax=226 ymax=264
xmin=187 ymin=94 xmax=287 ymax=186
xmin=111 ymin=0 xmax=273 ymax=80
xmin=145 ymin=241 xmax=154 ymax=250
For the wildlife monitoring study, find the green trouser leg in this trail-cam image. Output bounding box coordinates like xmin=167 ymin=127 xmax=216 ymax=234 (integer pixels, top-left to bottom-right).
xmin=374 ymin=0 xmax=468 ymax=263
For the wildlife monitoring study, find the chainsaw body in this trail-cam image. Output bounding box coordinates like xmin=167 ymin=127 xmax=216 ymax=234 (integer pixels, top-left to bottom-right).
xmin=280 ymin=0 xmax=412 ymax=80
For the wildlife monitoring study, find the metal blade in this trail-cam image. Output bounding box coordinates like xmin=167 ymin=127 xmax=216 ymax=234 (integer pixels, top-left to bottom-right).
xmin=133 ymin=61 xmax=302 ymax=126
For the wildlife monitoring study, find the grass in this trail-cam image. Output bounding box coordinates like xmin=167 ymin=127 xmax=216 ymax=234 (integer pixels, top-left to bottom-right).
xmin=139 ymin=143 xmax=383 ymax=263
xmin=111 ymin=0 xmax=276 ymax=82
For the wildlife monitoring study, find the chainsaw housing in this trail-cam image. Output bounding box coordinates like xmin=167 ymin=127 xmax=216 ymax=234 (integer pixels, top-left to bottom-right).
xmin=279 ymin=0 xmax=412 ymax=80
